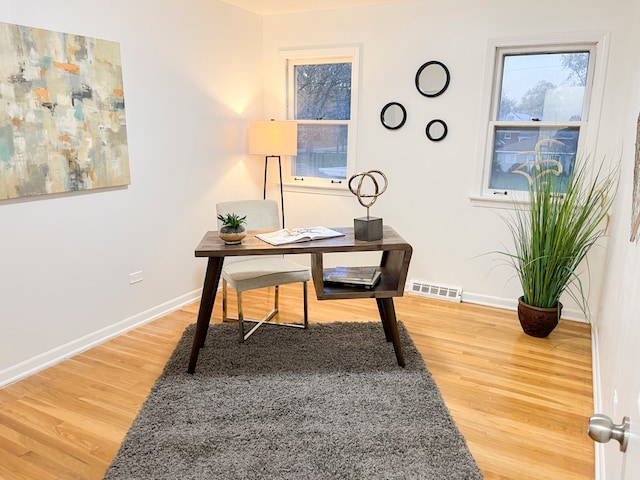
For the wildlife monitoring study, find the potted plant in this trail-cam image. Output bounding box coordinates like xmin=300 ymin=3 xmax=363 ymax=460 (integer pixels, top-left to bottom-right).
xmin=217 ymin=212 xmax=247 ymax=245
xmin=497 ymin=142 xmax=617 ymax=337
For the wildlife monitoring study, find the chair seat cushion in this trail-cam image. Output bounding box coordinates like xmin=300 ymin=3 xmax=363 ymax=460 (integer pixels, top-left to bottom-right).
xmin=222 ymin=257 xmax=310 ymax=293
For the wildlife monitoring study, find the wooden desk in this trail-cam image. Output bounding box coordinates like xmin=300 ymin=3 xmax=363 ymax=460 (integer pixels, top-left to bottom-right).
xmin=188 ymin=226 xmax=413 ymax=373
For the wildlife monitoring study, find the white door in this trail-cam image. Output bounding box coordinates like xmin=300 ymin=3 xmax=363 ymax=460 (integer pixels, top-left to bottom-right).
xmin=612 ymin=287 xmax=640 ymax=479
xmin=595 ymin=113 xmax=640 ymax=478
xmin=595 ymin=8 xmax=640 ymax=472
xmin=592 ymin=287 xmax=640 ymax=479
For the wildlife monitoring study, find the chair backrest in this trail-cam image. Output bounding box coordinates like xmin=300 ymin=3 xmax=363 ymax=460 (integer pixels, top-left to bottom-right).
xmin=216 ymin=199 xmax=280 ymax=231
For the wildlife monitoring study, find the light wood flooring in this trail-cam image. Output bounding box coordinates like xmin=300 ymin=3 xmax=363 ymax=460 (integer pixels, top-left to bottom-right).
xmin=0 ymin=285 xmax=594 ymax=479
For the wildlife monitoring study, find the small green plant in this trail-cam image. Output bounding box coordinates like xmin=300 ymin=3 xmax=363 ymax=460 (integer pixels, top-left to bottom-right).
xmin=217 ymin=213 xmax=247 ymax=229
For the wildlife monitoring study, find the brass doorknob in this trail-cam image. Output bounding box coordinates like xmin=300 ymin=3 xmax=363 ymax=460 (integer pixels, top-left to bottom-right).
xmin=588 ymin=414 xmax=630 ymax=452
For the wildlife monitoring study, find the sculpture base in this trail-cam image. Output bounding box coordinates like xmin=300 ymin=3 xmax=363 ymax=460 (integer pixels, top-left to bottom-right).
xmin=354 ymin=217 xmax=383 ymax=241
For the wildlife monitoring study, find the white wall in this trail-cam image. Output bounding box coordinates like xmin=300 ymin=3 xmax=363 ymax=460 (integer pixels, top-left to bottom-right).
xmin=0 ymin=0 xmax=264 ymax=384
xmin=596 ymin=1 xmax=640 ymax=477
xmin=262 ymin=0 xmax=634 ymax=318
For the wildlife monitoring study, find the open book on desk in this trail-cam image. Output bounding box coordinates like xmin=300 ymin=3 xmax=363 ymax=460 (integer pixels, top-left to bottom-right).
xmin=256 ymin=227 xmax=345 ymax=246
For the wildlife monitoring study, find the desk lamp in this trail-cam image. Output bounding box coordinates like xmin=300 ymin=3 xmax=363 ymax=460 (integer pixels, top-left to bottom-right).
xmin=248 ymin=119 xmax=297 ymax=228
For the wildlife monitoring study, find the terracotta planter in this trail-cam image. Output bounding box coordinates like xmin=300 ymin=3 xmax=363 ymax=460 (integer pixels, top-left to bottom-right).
xmin=517 ymin=296 xmax=562 ymax=338
xmin=219 ymin=226 xmax=246 ymax=245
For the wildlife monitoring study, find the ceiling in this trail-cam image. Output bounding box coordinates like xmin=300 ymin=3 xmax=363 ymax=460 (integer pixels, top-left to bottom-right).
xmin=219 ymin=0 xmax=408 ymax=16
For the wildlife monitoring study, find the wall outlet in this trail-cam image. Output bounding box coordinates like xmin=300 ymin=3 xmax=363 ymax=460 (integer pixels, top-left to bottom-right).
xmin=129 ymin=271 xmax=143 ymax=284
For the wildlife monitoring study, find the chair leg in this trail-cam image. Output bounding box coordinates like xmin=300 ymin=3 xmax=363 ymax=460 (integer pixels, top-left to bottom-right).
xmin=236 ymin=282 xmax=309 ymax=342
xmin=237 ymin=291 xmax=245 ymax=343
xmin=222 ymin=278 xmax=230 ymax=322
xmin=303 ymin=281 xmax=308 ymax=328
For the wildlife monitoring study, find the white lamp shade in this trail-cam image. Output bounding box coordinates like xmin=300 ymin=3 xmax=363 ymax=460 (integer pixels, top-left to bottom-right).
xmin=249 ymin=120 xmax=298 ymax=156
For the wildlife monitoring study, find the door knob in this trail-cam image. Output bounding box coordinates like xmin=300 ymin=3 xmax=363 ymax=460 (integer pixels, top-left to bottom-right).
xmin=588 ymin=414 xmax=630 ymax=452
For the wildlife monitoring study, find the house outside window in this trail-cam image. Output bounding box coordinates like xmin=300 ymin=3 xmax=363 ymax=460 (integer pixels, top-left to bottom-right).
xmin=283 ymin=46 xmax=359 ymax=190
xmin=473 ymin=35 xmax=608 ymax=204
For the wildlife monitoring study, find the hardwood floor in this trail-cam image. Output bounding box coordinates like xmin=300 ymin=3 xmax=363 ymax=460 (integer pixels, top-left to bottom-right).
xmin=0 ymin=285 xmax=594 ymax=479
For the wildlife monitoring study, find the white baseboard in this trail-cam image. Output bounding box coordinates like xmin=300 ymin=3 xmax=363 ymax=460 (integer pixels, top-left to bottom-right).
xmin=0 ymin=289 xmax=202 ymax=388
xmin=461 ymin=291 xmax=518 ymax=311
xmin=461 ymin=291 xmax=588 ymax=323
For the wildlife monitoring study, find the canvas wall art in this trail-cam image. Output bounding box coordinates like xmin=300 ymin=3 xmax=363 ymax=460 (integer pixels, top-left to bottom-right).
xmin=0 ymin=21 xmax=130 ymax=200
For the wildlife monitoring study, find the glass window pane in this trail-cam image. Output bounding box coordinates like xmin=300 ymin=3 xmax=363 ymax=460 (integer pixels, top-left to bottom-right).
xmin=294 ymin=63 xmax=352 ymax=120
xmin=292 ymin=124 xmax=347 ymax=179
xmin=490 ymin=126 xmax=579 ymax=191
xmin=497 ymin=52 xmax=589 ymax=122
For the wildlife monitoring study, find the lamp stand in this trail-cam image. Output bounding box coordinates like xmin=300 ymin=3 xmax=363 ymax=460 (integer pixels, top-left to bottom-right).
xmin=263 ymin=155 xmax=285 ymax=228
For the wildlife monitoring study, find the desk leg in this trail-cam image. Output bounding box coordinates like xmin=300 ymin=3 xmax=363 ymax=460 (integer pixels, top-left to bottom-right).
xmin=376 ymin=298 xmax=406 ymax=367
xmin=377 ymin=300 xmax=392 ymax=342
xmin=188 ymin=257 xmax=223 ymax=374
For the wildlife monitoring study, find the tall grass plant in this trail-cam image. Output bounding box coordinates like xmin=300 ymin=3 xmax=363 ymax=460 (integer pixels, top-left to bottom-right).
xmin=501 ymin=157 xmax=617 ymax=317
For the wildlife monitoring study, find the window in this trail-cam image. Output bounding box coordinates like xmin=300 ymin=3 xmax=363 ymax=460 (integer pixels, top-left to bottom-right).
xmin=474 ymin=36 xmax=607 ymax=204
xmin=284 ymin=46 xmax=359 ymax=189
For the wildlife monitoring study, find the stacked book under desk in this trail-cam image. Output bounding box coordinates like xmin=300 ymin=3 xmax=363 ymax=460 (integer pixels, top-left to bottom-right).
xmin=323 ymin=266 xmax=382 ymax=289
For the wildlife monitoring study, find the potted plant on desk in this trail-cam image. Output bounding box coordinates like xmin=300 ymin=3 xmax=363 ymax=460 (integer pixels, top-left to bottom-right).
xmin=496 ymin=143 xmax=617 ymax=337
xmin=217 ymin=212 xmax=247 ymax=245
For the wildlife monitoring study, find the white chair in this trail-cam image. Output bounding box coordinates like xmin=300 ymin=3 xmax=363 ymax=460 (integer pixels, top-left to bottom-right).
xmin=216 ymin=200 xmax=310 ymax=342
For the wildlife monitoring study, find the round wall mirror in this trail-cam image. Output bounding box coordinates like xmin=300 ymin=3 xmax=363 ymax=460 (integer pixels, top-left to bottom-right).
xmin=415 ymin=61 xmax=450 ymax=97
xmin=380 ymin=102 xmax=407 ymax=130
xmin=425 ymin=119 xmax=448 ymax=141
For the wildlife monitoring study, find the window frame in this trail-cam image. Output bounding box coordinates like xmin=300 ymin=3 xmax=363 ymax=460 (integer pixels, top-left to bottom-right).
xmin=281 ymin=45 xmax=360 ymax=194
xmin=471 ymin=33 xmax=610 ymax=208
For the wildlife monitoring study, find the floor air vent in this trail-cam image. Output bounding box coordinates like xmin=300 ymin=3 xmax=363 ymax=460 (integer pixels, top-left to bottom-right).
xmin=409 ymin=281 xmax=462 ymax=303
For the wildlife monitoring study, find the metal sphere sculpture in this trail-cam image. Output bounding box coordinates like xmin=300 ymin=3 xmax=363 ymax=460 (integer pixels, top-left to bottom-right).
xmin=348 ymin=169 xmax=388 ymax=219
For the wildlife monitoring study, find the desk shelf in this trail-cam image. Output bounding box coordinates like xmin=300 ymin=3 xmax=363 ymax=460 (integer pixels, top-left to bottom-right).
xmin=318 ymin=267 xmax=400 ymax=299
xmin=311 ymin=246 xmax=411 ymax=301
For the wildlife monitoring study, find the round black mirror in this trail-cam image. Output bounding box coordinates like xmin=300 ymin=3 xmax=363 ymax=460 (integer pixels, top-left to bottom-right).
xmin=380 ymin=102 xmax=407 ymax=130
xmin=415 ymin=61 xmax=450 ymax=97
xmin=425 ymin=119 xmax=448 ymax=141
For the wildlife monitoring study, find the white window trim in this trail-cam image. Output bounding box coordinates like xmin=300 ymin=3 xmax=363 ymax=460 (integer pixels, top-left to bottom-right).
xmin=279 ymin=44 xmax=361 ymax=194
xmin=470 ymin=32 xmax=610 ymax=208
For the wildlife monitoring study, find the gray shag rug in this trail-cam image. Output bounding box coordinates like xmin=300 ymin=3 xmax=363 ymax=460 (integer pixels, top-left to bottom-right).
xmin=104 ymin=321 xmax=482 ymax=479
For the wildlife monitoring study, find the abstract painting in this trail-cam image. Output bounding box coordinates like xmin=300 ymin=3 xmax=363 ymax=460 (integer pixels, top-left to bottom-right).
xmin=0 ymin=21 xmax=130 ymax=200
